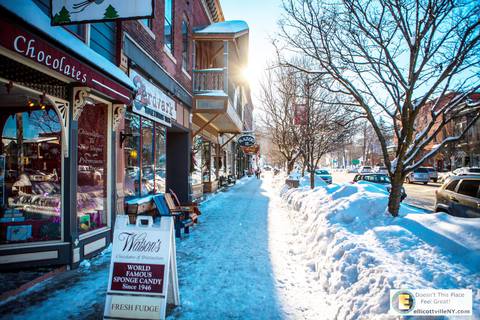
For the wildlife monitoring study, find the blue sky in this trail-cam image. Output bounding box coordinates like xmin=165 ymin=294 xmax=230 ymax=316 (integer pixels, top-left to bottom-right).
xmin=221 ymin=0 xmax=283 ymax=103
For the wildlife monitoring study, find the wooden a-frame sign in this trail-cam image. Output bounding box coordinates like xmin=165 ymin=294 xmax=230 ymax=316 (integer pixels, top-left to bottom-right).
xmin=104 ymin=215 xmax=180 ymax=319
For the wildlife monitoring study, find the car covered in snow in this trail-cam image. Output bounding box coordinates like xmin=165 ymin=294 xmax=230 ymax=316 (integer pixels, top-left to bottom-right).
xmin=353 ymin=173 xmax=407 ymax=201
xmin=453 ymin=167 xmax=480 ymax=176
xmin=405 ymin=167 xmax=430 ymax=184
xmin=435 ymin=175 xmax=480 ymax=218
xmin=315 ymin=169 xmax=332 ymax=184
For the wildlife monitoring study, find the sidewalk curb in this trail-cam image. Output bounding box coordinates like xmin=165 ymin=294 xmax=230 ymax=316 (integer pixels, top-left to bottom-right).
xmin=0 ymin=266 xmax=67 ymax=303
xmin=403 ymin=202 xmax=433 ymax=213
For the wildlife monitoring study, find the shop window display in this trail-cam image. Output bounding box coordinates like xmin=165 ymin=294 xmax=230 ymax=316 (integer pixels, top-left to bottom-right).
xmin=154 ymin=124 xmax=166 ymax=194
xmin=141 ymin=118 xmax=154 ymax=196
xmin=123 ymin=112 xmax=141 ymax=198
xmin=0 ymin=108 xmax=62 ymax=244
xmin=77 ymin=103 xmax=108 ymax=234
xmin=123 ymin=112 xmax=166 ymax=199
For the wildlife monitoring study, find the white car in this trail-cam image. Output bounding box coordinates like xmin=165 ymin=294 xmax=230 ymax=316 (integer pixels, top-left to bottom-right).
xmin=358 ymin=166 xmax=373 ymax=174
xmin=453 ymin=167 xmax=480 ymax=176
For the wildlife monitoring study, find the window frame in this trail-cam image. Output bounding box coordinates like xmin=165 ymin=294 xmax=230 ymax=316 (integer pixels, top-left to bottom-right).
xmin=181 ymin=17 xmax=189 ymax=71
xmin=456 ymin=179 xmax=480 ymax=199
xmin=123 ymin=112 xmax=167 ymax=200
xmin=164 ymin=0 xmax=174 ymax=52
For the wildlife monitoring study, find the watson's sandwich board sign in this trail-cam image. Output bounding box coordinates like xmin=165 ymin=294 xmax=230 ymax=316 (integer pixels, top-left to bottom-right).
xmin=51 ymin=0 xmax=154 ymax=26
xmin=104 ymin=215 xmax=179 ymax=319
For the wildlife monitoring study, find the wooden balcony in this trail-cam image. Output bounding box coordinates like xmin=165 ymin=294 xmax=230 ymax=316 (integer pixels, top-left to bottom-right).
xmin=193 ymin=68 xmax=225 ymax=93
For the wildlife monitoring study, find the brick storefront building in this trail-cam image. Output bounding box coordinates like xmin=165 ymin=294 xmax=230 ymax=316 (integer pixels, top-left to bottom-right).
xmin=0 ymin=0 xmax=253 ymax=269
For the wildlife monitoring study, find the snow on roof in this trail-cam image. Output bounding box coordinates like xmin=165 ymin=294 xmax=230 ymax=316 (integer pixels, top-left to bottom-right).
xmin=0 ymin=0 xmax=133 ymax=89
xmin=195 ymin=20 xmax=249 ymax=35
xmin=195 ymin=90 xmax=228 ymax=97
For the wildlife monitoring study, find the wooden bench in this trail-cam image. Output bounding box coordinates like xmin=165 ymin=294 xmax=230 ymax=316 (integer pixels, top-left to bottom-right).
xmin=152 ymin=195 xmax=195 ymax=239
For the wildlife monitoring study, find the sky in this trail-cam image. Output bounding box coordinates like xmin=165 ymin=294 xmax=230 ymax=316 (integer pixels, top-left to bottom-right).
xmin=220 ymin=0 xmax=284 ymax=108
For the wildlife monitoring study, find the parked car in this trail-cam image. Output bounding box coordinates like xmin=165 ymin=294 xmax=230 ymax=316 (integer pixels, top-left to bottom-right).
xmin=315 ymin=169 xmax=332 ymax=184
xmin=424 ymin=167 xmax=438 ymax=183
xmin=435 ymin=175 xmax=480 ymax=218
xmin=353 ymin=173 xmax=407 ymax=201
xmin=453 ymin=167 xmax=480 ymax=176
xmin=405 ymin=167 xmax=430 ymax=184
xmin=358 ymin=166 xmax=373 ymax=174
xmin=438 ymin=167 xmax=480 ymax=183
xmin=375 ymin=166 xmax=388 ymax=174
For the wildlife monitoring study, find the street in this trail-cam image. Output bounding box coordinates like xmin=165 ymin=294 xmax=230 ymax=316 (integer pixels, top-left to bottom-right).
xmin=331 ymin=171 xmax=439 ymax=211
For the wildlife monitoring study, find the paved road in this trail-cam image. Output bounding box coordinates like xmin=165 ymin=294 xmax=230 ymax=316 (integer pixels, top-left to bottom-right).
xmin=331 ymin=171 xmax=439 ymax=211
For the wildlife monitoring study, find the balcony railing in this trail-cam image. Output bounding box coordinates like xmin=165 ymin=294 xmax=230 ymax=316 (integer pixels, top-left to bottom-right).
xmin=193 ymin=68 xmax=225 ymax=92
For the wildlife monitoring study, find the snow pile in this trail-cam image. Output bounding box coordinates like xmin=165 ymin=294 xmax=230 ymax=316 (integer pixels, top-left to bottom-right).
xmin=286 ymin=171 xmax=328 ymax=188
xmin=282 ymin=183 xmax=480 ymax=319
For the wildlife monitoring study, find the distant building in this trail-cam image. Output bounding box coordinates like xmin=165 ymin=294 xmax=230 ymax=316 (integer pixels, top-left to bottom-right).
xmin=393 ymin=92 xmax=480 ymax=171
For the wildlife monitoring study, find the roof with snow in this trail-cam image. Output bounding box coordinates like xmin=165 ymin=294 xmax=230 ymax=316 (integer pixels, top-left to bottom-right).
xmin=194 ymin=20 xmax=249 ymax=39
xmin=0 ymin=0 xmax=134 ymax=90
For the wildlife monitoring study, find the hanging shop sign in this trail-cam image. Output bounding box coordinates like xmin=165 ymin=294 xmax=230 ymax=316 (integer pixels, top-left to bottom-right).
xmin=51 ymin=0 xmax=154 ymax=26
xmin=0 ymin=20 xmax=131 ymax=104
xmin=104 ymin=215 xmax=180 ymax=320
xmin=242 ymin=144 xmax=260 ymax=155
xmin=294 ymin=104 xmax=308 ymax=125
xmin=238 ymin=134 xmax=256 ymax=147
xmin=130 ymin=69 xmax=176 ymax=127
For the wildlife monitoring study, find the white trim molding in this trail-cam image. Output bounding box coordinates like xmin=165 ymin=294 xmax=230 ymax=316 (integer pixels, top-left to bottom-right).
xmin=112 ymin=104 xmax=126 ymax=131
xmin=72 ymin=87 xmax=92 ymax=121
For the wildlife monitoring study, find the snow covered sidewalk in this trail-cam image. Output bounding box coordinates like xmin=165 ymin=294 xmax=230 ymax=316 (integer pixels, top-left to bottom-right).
xmin=168 ymin=176 xmax=331 ymax=319
xmin=0 ymin=176 xmax=331 ymax=319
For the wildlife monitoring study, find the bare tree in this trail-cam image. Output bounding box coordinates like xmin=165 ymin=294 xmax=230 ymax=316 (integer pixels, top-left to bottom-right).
xmin=258 ymin=63 xmax=302 ymax=174
xmin=280 ymin=0 xmax=480 ymax=216
xmin=294 ymin=72 xmax=356 ymax=188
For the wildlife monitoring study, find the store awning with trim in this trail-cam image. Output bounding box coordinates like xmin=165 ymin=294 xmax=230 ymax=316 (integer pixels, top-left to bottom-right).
xmin=0 ymin=0 xmax=134 ymax=104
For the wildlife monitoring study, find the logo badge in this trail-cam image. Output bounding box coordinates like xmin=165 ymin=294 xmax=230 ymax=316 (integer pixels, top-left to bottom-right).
xmin=391 ymin=290 xmax=415 ymax=314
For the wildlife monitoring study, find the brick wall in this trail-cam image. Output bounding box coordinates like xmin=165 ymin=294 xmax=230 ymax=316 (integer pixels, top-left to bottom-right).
xmin=122 ymin=0 xmax=212 ymax=94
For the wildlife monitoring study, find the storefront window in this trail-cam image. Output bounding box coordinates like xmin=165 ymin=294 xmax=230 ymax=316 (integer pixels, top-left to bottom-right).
xmin=202 ymin=142 xmax=211 ymax=183
xmin=0 ymin=108 xmax=62 ymax=244
xmin=123 ymin=112 xmax=167 ymax=199
xmin=154 ymin=125 xmax=166 ymax=193
xmin=191 ymin=137 xmax=203 ymax=185
xmin=77 ymin=103 xmax=108 ymax=234
xmin=141 ymin=119 xmax=154 ymax=196
xmin=124 ymin=112 xmax=141 ymax=198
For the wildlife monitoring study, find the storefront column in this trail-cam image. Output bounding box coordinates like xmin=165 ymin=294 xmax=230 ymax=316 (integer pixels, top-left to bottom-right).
xmin=166 ymin=131 xmax=191 ymax=203
xmin=67 ymin=87 xmax=90 ymax=268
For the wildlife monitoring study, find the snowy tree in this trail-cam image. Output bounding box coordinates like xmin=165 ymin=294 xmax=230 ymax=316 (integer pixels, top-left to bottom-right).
xmin=279 ymin=0 xmax=480 ymax=216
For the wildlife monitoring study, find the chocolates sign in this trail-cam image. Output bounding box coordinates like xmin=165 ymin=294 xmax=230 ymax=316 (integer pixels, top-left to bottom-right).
xmin=130 ymin=69 xmax=176 ymax=127
xmin=104 ymin=215 xmax=179 ymax=320
xmin=0 ymin=19 xmax=132 ymax=104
